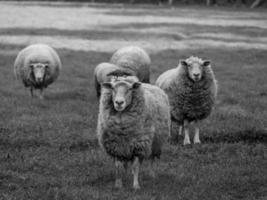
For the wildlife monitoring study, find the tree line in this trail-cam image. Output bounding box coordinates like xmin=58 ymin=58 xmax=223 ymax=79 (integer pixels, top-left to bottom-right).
xmin=20 ymin=0 xmax=265 ymax=8
xmin=75 ymin=0 xmax=265 ymax=8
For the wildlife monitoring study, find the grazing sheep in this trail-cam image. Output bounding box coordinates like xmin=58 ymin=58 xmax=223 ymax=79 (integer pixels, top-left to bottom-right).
xmin=110 ymin=46 xmax=151 ymax=83
xmin=14 ymin=44 xmax=61 ymax=99
xmin=97 ymin=77 xmax=170 ymax=189
xmin=156 ymin=56 xmax=217 ymax=145
xmin=94 ymin=62 xmax=135 ymax=98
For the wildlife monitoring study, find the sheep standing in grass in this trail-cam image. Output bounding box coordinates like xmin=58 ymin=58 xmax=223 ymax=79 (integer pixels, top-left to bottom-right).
xmin=14 ymin=44 xmax=61 ymax=99
xmin=94 ymin=62 xmax=134 ymax=98
xmin=156 ymin=56 xmax=217 ymax=145
xmin=110 ymin=46 xmax=151 ymax=83
xmin=97 ymin=77 xmax=170 ymax=189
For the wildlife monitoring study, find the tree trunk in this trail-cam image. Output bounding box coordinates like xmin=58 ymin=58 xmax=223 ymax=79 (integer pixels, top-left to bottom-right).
xmin=251 ymin=0 xmax=262 ymax=8
xmin=168 ymin=0 xmax=173 ymax=5
xmin=206 ymin=0 xmax=216 ymax=6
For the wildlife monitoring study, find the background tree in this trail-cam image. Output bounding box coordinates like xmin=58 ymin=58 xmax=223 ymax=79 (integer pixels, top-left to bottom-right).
xmin=251 ymin=0 xmax=263 ymax=8
xmin=168 ymin=0 xmax=173 ymax=5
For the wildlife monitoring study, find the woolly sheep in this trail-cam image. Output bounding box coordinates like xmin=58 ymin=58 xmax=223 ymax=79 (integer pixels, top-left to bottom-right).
xmin=110 ymin=46 xmax=151 ymax=83
xmin=156 ymin=56 xmax=217 ymax=145
xmin=14 ymin=44 xmax=61 ymax=99
xmin=94 ymin=62 xmax=135 ymax=98
xmin=97 ymin=77 xmax=170 ymax=189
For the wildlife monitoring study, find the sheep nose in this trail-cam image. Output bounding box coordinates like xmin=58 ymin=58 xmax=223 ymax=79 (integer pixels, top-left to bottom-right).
xmin=115 ymin=100 xmax=124 ymax=106
xmin=36 ymin=77 xmax=42 ymax=82
xmin=193 ymin=73 xmax=200 ymax=78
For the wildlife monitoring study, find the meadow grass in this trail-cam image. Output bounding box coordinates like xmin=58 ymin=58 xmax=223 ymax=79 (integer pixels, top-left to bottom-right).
xmin=0 ymin=2 xmax=266 ymax=200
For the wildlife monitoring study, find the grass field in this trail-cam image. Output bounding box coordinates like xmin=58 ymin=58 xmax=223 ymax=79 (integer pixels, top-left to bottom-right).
xmin=0 ymin=1 xmax=267 ymax=200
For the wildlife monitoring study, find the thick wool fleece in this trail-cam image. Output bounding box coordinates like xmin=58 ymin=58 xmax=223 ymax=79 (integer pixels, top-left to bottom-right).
xmin=110 ymin=46 xmax=151 ymax=83
xmin=94 ymin=63 xmax=121 ymax=98
xmin=156 ymin=63 xmax=217 ymax=125
xmin=97 ymin=83 xmax=170 ymax=162
xmin=14 ymin=44 xmax=61 ymax=88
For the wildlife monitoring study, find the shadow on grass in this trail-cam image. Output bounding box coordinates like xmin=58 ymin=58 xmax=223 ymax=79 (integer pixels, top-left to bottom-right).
xmin=203 ymin=129 xmax=267 ymax=144
xmin=0 ymin=27 xmax=185 ymax=41
xmin=171 ymin=128 xmax=267 ymax=145
xmin=87 ymin=171 xmax=114 ymax=187
xmin=87 ymin=170 xmax=180 ymax=198
xmin=107 ymin=22 xmax=267 ymax=36
xmin=1 ymin=24 xmax=266 ymax=42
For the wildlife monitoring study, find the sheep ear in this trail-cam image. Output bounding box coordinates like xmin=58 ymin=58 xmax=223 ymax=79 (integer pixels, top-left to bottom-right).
xmin=203 ymin=60 xmax=211 ymax=67
xmin=102 ymin=82 xmax=113 ymax=89
xmin=29 ymin=64 xmax=34 ymax=70
xmin=132 ymin=82 xmax=141 ymax=89
xmin=180 ymin=60 xmax=188 ymax=67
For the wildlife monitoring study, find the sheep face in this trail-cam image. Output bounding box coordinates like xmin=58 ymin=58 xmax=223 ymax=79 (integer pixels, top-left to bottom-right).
xmin=181 ymin=59 xmax=210 ymax=82
xmin=103 ymin=81 xmax=141 ymax=112
xmin=30 ymin=63 xmax=48 ymax=84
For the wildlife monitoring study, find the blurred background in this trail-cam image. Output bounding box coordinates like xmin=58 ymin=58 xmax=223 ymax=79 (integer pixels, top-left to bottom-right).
xmin=0 ymin=0 xmax=266 ymax=200
xmin=3 ymin=0 xmax=266 ymax=8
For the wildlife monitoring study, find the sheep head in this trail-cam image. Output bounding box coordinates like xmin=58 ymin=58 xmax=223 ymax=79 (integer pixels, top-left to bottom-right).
xmin=102 ymin=80 xmax=141 ymax=112
xmin=29 ymin=62 xmax=49 ymax=84
xmin=180 ymin=56 xmax=210 ymax=82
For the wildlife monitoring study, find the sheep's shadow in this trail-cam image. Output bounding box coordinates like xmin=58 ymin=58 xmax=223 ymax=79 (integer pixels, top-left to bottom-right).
xmin=202 ymin=129 xmax=267 ymax=144
xmin=86 ymin=168 xmax=180 ymax=196
xmin=170 ymin=129 xmax=267 ymax=145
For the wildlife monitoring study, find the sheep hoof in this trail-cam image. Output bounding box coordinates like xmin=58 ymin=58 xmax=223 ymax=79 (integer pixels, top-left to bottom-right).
xmin=183 ymin=140 xmax=191 ymax=146
xmin=133 ymin=184 xmax=140 ymax=190
xmin=194 ymin=141 xmax=201 ymax=145
xmin=115 ymin=179 xmax=123 ymax=189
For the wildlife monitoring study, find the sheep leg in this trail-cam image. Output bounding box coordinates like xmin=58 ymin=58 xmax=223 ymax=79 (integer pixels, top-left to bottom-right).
xmin=183 ymin=120 xmax=191 ymax=145
xmin=39 ymin=88 xmax=44 ymax=100
xmin=170 ymin=120 xmax=179 ymax=142
xmin=29 ymin=87 xmax=34 ymax=98
xmin=149 ymin=159 xmax=156 ymax=178
xmin=114 ymin=159 xmax=123 ymax=188
xmin=193 ymin=121 xmax=201 ymax=144
xmin=179 ymin=125 xmax=184 ymax=135
xmin=123 ymin=161 xmax=128 ymax=170
xmin=132 ymin=157 xmax=140 ymax=190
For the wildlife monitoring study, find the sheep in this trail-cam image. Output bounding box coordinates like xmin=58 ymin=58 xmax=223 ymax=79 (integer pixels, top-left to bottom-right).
xmin=110 ymin=46 xmax=151 ymax=83
xmin=14 ymin=44 xmax=61 ymax=99
xmin=155 ymin=56 xmax=217 ymax=145
xmin=94 ymin=62 xmax=135 ymax=98
xmin=97 ymin=77 xmax=170 ymax=189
